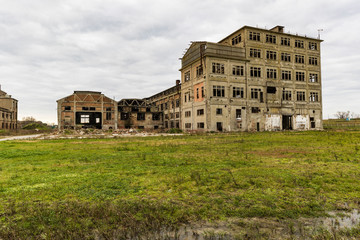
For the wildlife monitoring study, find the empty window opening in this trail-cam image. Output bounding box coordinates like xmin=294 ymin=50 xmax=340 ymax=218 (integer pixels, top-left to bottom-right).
xmin=64 ymin=106 xmax=71 ymax=111
xmin=266 ymin=34 xmax=276 ymax=44
xmin=250 ymin=67 xmax=261 ymax=77
xmin=212 ymin=63 xmax=225 ymax=74
xmin=309 ymin=92 xmax=319 ymax=102
xmin=213 ymin=85 xmax=225 ymax=97
xmin=296 ymin=91 xmax=306 ymax=101
xmin=233 ymin=87 xmax=244 ymax=98
xmin=296 ymin=72 xmax=305 ymax=81
xmin=197 ymin=122 xmax=205 ymax=128
xmin=281 ymin=53 xmax=291 ymax=62
xmin=231 ymin=34 xmax=241 ymax=45
xmin=281 ymin=37 xmax=290 ymax=46
xmin=266 ymin=51 xmax=277 ymax=60
xmin=249 ymin=32 xmax=260 ymax=41
xmin=216 ymin=108 xmax=223 ymax=115
xmin=251 ymin=107 xmax=260 ymax=113
xmin=267 ymin=86 xmax=276 ymax=94
xmin=236 ymin=109 xmax=241 ymax=119
xmin=309 ymin=73 xmax=318 ymax=83
xmin=137 ymin=113 xmax=145 ymax=121
xmin=295 ymin=55 xmax=305 ymax=64
xmin=267 ymin=69 xmax=277 ymax=79
xmin=281 ymin=70 xmax=292 ymax=80
xmin=295 ymin=40 xmax=304 ymax=48
xmin=282 ymin=90 xmax=292 ymax=101
xmin=184 ymin=71 xmax=190 ymax=82
xmin=80 ymin=115 xmax=90 ymax=124
xmin=250 ymin=48 xmax=261 ymax=58
xmin=233 ymin=65 xmax=244 ymax=76
xmin=197 ymin=109 xmax=204 ymax=116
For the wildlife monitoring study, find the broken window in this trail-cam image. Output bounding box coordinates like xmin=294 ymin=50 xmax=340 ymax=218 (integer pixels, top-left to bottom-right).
xmin=201 ymin=86 xmax=205 ymax=98
xmin=90 ymin=107 xmax=95 ymax=111
xmin=250 ymin=67 xmax=261 ymax=77
xmin=251 ymin=107 xmax=260 ymax=113
xmin=233 ymin=87 xmax=244 ymax=98
xmin=196 ymin=88 xmax=199 ymax=99
xmin=185 ymin=123 xmax=191 ymax=129
xmin=106 ymin=112 xmax=111 ymax=120
xmin=185 ymin=111 xmax=191 ymax=117
xmin=236 ymin=109 xmax=241 ymax=119
xmin=216 ymin=108 xmax=222 ymax=115
xmin=232 ymin=65 xmax=244 ymax=76
xmin=196 ymin=65 xmax=203 ymax=77
xmin=121 ymin=112 xmax=129 ymax=120
xmin=197 ymin=122 xmax=205 ymax=128
xmin=309 ymin=42 xmax=318 ymax=50
xmin=164 ymin=114 xmax=169 ymax=119
xmin=197 ymin=109 xmax=204 ymax=116
xmin=175 ymin=112 xmax=180 ymax=118
xmin=176 ymin=99 xmax=180 ymax=107
xmin=152 ymin=113 xmax=160 ymax=120
xmin=266 ymin=51 xmax=277 ymax=60
xmin=106 ymin=107 xmax=112 ymax=111
xmin=164 ymin=103 xmax=168 ymax=110
xmin=281 ymin=70 xmax=292 ymax=80
xmin=309 ymin=57 xmax=318 ymax=65
xmin=184 ymin=71 xmax=190 ymax=82
xmin=281 ymin=37 xmax=290 ymax=46
xmin=146 ymin=107 xmax=151 ymax=112
xmin=309 ymin=92 xmax=319 ymax=102
xmin=64 ymin=106 xmax=71 ymax=111
xmin=309 ymin=73 xmax=318 ymax=83
xmin=80 ymin=115 xmax=90 ymax=124
xmin=251 ymin=88 xmax=261 ymax=99
xmin=295 ymin=40 xmax=304 ymax=48
xmin=250 ymin=48 xmax=261 ymax=58
xmin=266 ymin=69 xmax=277 ymax=79
xmin=267 ymin=86 xmax=276 ymax=94
xmin=295 ymin=55 xmax=305 ymax=64
xmin=170 ymin=113 xmax=174 ymax=119
xmin=266 ymin=34 xmax=276 ymax=44
xmin=249 ymin=31 xmax=260 ymax=41
xmin=82 ymin=107 xmax=89 ymax=110
xmin=184 ymin=92 xmax=190 ymax=103
xmin=213 ymin=85 xmax=225 ymax=97
xmin=296 ymin=91 xmax=306 ymax=101
xmin=296 ymin=72 xmax=305 ymax=81
xmin=165 ymin=121 xmax=168 ymax=128
xmin=310 ymin=117 xmax=315 ymax=128
xmin=212 ymin=63 xmax=225 ymax=74
xmin=281 ymin=53 xmax=291 ymax=62
xmin=231 ymin=34 xmax=241 ymax=45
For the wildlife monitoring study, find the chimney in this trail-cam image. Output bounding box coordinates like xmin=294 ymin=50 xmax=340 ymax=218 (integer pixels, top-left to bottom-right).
xmin=176 ymin=79 xmax=180 ymax=86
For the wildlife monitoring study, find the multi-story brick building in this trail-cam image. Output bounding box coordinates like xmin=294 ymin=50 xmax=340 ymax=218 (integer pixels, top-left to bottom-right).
xmin=180 ymin=25 xmax=323 ymax=131
xmin=57 ymin=25 xmax=323 ymax=132
xmin=0 ymin=86 xmax=18 ymax=130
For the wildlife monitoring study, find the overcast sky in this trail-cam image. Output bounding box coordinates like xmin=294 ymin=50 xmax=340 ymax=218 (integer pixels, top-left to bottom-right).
xmin=0 ymin=0 xmax=359 ymax=123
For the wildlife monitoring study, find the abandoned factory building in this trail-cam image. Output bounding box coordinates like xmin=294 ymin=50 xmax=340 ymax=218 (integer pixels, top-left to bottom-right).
xmin=57 ymin=25 xmax=323 ymax=132
xmin=0 ymin=86 xmax=18 ymax=130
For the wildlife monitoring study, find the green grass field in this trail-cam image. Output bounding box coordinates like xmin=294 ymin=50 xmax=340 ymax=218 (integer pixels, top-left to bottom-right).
xmin=1 ymin=131 xmax=360 ymax=239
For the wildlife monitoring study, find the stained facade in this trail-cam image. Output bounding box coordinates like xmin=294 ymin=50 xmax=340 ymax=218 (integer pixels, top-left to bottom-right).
xmin=180 ymin=25 xmax=323 ymax=131
xmin=57 ymin=25 xmax=323 ymax=132
xmin=0 ymin=87 xmax=18 ymax=130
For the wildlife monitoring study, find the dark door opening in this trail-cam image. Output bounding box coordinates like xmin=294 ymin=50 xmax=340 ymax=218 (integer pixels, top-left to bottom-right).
xmin=256 ymin=122 xmax=260 ymax=131
xmin=216 ymin=122 xmax=223 ymax=132
xmin=282 ymin=115 xmax=292 ymax=130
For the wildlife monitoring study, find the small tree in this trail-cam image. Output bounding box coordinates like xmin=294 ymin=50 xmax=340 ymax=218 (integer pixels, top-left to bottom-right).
xmin=22 ymin=116 xmax=36 ymax=122
xmin=335 ymin=111 xmax=350 ymax=119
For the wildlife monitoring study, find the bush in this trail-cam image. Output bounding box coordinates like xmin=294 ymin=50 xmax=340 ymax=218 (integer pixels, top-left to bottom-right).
xmin=167 ymin=128 xmax=182 ymax=133
xmin=22 ymin=123 xmax=50 ymax=130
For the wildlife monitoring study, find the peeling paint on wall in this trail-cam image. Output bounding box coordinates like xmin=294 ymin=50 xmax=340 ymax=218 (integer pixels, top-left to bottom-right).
xmin=295 ymin=115 xmax=308 ymax=130
xmin=265 ymin=114 xmax=281 ymax=131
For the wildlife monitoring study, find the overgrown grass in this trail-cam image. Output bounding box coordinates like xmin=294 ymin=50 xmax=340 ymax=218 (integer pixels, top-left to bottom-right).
xmin=1 ymin=131 xmax=360 ymax=238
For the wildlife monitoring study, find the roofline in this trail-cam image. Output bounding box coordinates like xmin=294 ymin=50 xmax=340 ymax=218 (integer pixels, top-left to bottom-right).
xmin=218 ymin=25 xmax=324 ymax=43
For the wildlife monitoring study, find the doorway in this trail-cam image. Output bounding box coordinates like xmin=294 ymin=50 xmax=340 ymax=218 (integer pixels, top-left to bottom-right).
xmin=282 ymin=115 xmax=292 ymax=130
xmin=216 ymin=122 xmax=223 ymax=132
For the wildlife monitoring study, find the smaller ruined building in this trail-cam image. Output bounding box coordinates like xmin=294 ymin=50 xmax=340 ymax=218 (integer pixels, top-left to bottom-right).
xmin=0 ymin=86 xmax=18 ymax=130
xmin=57 ymin=91 xmax=117 ymax=130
